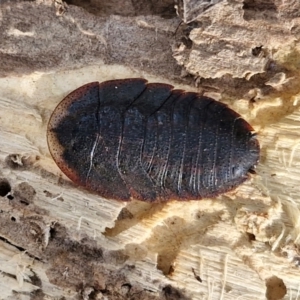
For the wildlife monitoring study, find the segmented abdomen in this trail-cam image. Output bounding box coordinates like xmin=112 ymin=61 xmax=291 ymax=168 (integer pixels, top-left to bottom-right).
xmin=47 ymin=78 xmax=259 ymax=202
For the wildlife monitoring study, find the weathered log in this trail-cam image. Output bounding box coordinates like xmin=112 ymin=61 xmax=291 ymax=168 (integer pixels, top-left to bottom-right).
xmin=0 ymin=0 xmax=300 ymax=299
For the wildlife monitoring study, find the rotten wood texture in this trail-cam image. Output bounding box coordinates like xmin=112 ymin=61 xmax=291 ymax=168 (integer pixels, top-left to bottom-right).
xmin=1 ymin=0 xmax=300 ymax=299
xmin=175 ymin=0 xmax=224 ymax=23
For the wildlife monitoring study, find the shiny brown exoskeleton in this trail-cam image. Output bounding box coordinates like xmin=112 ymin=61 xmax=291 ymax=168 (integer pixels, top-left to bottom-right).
xmin=47 ymin=78 xmax=259 ymax=202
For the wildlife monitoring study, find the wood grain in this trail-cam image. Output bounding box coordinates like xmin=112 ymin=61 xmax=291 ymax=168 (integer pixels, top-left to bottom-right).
xmin=1 ymin=0 xmax=300 ymax=299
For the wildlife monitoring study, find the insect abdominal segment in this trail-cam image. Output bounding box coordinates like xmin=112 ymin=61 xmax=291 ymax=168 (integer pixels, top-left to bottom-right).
xmin=47 ymin=78 xmax=260 ymax=202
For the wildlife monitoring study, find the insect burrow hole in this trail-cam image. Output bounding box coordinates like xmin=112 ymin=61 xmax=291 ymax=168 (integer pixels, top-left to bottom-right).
xmin=0 ymin=178 xmax=11 ymax=197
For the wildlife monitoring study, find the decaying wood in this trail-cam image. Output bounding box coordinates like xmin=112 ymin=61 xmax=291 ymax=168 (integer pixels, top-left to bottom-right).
xmin=1 ymin=0 xmax=300 ymax=299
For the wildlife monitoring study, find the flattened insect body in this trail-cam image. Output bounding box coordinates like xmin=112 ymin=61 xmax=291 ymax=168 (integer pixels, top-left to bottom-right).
xmin=47 ymin=78 xmax=260 ymax=202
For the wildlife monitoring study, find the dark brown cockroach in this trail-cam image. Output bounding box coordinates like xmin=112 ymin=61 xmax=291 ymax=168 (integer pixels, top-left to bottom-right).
xmin=47 ymin=78 xmax=259 ymax=202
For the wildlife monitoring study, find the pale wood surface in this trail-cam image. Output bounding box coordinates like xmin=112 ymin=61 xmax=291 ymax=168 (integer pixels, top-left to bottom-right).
xmin=1 ymin=1 xmax=300 ymax=299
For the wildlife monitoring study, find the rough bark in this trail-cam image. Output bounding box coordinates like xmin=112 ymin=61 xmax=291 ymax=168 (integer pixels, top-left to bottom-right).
xmin=0 ymin=0 xmax=300 ymax=299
